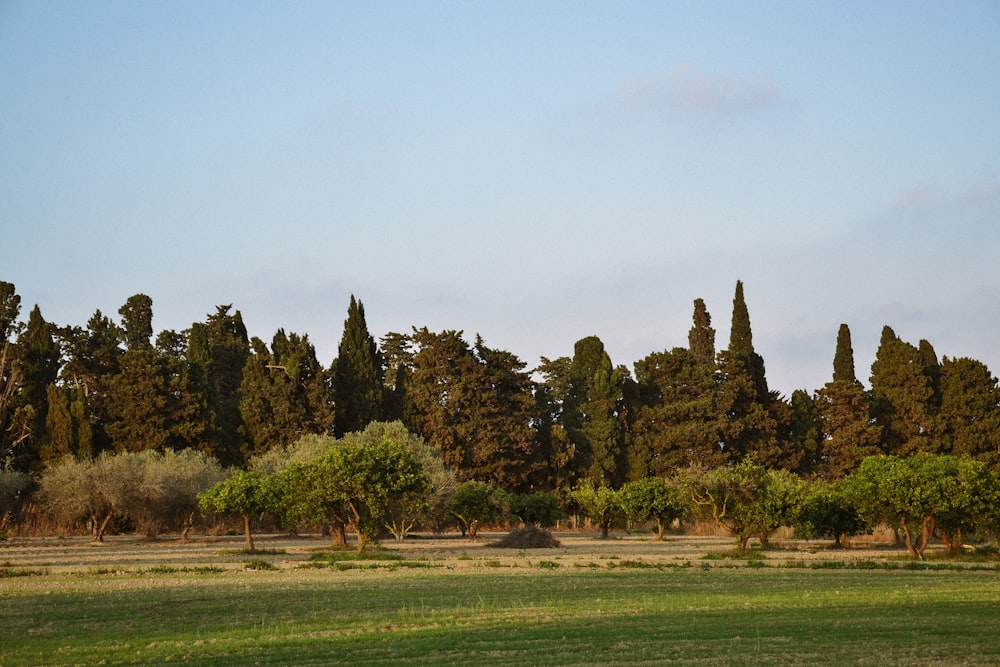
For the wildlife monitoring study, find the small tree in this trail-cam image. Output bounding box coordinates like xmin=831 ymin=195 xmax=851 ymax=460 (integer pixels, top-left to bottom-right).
xmin=793 ymin=478 xmax=865 ymax=548
xmin=199 ymin=469 xmax=278 ymax=552
xmin=445 ymin=480 xmax=504 ymax=539
xmin=509 ymin=491 xmax=561 ymax=528
xmin=685 ymin=459 xmax=803 ymax=555
xmin=568 ymin=479 xmax=619 ymax=538
xmin=617 ymin=476 xmax=689 ymax=540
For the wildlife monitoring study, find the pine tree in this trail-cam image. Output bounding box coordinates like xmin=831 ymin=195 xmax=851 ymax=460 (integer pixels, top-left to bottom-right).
xmin=688 ymin=298 xmax=716 ymax=365
xmin=936 ymin=356 xmax=1000 ymax=466
xmin=331 ymin=296 xmax=385 ymax=437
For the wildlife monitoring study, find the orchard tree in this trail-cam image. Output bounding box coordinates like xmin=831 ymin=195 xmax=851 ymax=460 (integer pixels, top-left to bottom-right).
xmin=445 ymin=480 xmax=505 ymax=539
xmin=794 ymin=478 xmax=865 ymax=548
xmin=852 ymin=454 xmax=999 ymax=559
xmin=685 ymin=459 xmax=803 ymax=555
xmin=568 ymin=479 xmax=619 ymax=538
xmin=617 ymin=476 xmax=689 ymax=540
xmin=199 ymin=469 xmax=279 ymax=552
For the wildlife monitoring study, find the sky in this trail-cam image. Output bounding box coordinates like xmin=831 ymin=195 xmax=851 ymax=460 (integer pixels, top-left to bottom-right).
xmin=2 ymin=1 xmax=999 ymax=395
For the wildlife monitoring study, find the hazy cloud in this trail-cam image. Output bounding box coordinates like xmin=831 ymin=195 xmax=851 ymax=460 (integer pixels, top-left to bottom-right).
xmin=619 ymin=64 xmax=790 ymax=116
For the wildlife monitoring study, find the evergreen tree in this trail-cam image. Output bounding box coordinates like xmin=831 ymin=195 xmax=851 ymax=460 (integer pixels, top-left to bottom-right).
xmin=728 ymin=280 xmax=768 ymax=400
xmin=565 ymin=336 xmax=629 ymax=487
xmin=936 ymin=356 xmax=1000 ymax=466
xmin=788 ymin=389 xmax=823 ymax=476
xmin=0 ymin=282 xmax=22 ymax=468
xmin=331 ymin=296 xmax=385 ymax=437
xmin=832 ymin=323 xmax=857 ymax=384
xmin=43 ymin=383 xmax=93 ymax=462
xmin=816 ymin=323 xmax=882 ymax=478
xmin=870 ymin=326 xmax=936 ymax=456
xmin=14 ymin=306 xmax=61 ymax=469
xmin=533 ymin=356 xmax=576 ymax=494
xmin=688 ymin=298 xmax=715 ymax=365
xmin=186 ymin=305 xmax=249 ymax=465
xmin=631 ymin=347 xmax=722 ymax=477
xmin=118 ymin=294 xmax=153 ymax=352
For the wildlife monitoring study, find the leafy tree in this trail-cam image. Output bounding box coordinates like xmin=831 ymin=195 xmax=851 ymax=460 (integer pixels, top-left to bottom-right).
xmin=532 ymin=356 xmax=577 ymax=494
xmin=568 ymin=479 xmax=619 ymax=538
xmin=617 ymin=476 xmax=689 ymax=540
xmin=687 ymin=297 xmax=716 ymax=365
xmin=281 ymin=423 xmax=431 ymax=551
xmin=199 ymin=469 xmax=279 ymax=552
xmin=331 ymin=296 xmax=385 ymax=436
xmin=685 ymin=459 xmax=803 ymax=555
xmin=403 ymin=328 xmax=537 ymax=490
xmin=142 ymin=449 xmax=226 ymax=541
xmin=509 ymin=491 xmax=561 ymax=528
xmin=10 ymin=306 xmax=60 ymax=469
xmin=794 ymin=478 xmax=866 ymax=548
xmin=42 ymin=383 xmax=93 ymax=462
xmin=445 ymin=479 xmax=505 ymax=539
xmin=851 ymin=454 xmax=999 ymax=559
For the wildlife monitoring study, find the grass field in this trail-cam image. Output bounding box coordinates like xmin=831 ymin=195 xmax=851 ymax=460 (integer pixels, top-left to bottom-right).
xmin=2 ymin=533 xmax=1000 ymax=666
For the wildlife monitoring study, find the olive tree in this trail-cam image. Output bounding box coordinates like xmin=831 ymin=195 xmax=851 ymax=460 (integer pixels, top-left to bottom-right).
xmin=793 ymin=478 xmax=866 ymax=548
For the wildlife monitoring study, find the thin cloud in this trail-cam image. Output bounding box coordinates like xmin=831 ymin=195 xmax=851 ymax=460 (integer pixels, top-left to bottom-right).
xmin=619 ymin=64 xmax=790 ymax=115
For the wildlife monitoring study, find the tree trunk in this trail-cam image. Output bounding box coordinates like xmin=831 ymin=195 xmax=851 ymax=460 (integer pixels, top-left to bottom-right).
xmin=737 ymin=533 xmax=751 ymax=556
xmin=95 ymin=512 xmax=114 ymax=542
xmin=655 ymin=517 xmax=665 ymax=541
xmin=243 ymin=514 xmax=255 ymax=552
xmin=180 ymin=512 xmax=195 ymax=543
xmin=331 ymin=522 xmax=347 ymax=548
xmin=468 ymin=519 xmax=478 ymax=541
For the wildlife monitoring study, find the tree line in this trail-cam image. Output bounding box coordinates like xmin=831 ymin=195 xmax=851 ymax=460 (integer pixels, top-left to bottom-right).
xmin=2 ymin=278 xmax=998 ymax=487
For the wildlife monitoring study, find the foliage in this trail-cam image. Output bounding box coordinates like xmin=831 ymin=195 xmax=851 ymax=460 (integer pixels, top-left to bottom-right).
xmin=851 ymin=453 xmax=1000 ymax=559
xmin=568 ymin=479 xmax=619 ymax=538
xmin=199 ymin=469 xmax=279 ymax=551
xmin=445 ymin=479 xmax=504 ymax=539
xmin=331 ymin=296 xmax=385 ymax=437
xmin=617 ymin=476 xmax=689 ymax=539
xmin=793 ymin=479 xmax=865 ymax=548
xmin=509 ymin=491 xmax=561 ymax=528
xmin=685 ymin=459 xmax=804 ymax=554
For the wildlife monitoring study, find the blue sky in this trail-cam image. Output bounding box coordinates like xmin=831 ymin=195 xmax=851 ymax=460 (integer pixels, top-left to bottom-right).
xmin=2 ymin=1 xmax=999 ymax=395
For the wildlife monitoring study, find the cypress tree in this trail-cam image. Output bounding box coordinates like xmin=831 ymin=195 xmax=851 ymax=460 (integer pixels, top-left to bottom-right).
xmin=332 ymin=296 xmax=385 ymax=437
xmin=688 ymin=298 xmax=716 ymax=365
xmin=118 ymin=294 xmax=154 ymax=352
xmin=832 ymin=323 xmax=857 ymax=384
xmin=728 ymin=280 xmax=769 ymax=400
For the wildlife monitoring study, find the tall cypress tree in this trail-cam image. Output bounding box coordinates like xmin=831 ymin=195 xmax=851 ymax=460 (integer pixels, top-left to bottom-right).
xmin=688 ymin=298 xmax=716 ymax=365
xmin=816 ymin=324 xmax=881 ymax=478
xmin=11 ymin=306 xmax=61 ymax=469
xmin=728 ymin=280 xmax=769 ymax=400
xmin=332 ymin=296 xmax=385 ymax=437
xmin=118 ymin=294 xmax=154 ymax=352
xmin=832 ymin=323 xmax=857 ymax=384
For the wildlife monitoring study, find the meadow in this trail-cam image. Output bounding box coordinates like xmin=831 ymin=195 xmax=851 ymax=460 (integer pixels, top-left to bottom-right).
xmin=2 ymin=532 xmax=999 ymax=666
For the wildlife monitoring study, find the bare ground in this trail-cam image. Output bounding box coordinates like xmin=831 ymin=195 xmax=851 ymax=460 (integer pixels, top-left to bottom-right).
xmin=0 ymin=526 xmax=931 ymax=574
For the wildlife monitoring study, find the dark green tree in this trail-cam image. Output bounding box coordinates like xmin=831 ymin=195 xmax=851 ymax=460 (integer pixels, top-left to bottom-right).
xmin=870 ymin=326 xmax=936 ymax=456
xmin=936 ymin=356 xmax=1000 ymax=466
xmin=43 ymin=383 xmax=93 ymax=462
xmin=118 ymin=294 xmax=153 ymax=352
xmin=239 ymin=330 xmax=333 ymax=460
xmin=631 ymin=347 xmax=722 ymax=476
xmin=331 ymin=296 xmax=385 ymax=437
xmin=688 ymin=297 xmax=716 ymax=365
xmin=788 ymin=389 xmax=823 ymax=476
xmin=186 ymin=305 xmax=249 ymax=465
xmin=12 ymin=306 xmax=61 ymax=469
xmin=815 ymin=324 xmax=881 ymax=478
xmin=0 ymin=283 xmax=24 ymax=466
xmin=565 ymin=336 xmax=629 ymax=487
xmin=532 ymin=356 xmax=576 ymax=494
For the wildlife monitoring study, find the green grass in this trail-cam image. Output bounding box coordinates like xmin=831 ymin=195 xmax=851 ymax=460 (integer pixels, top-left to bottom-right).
xmin=3 ymin=567 xmax=1000 ymax=665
